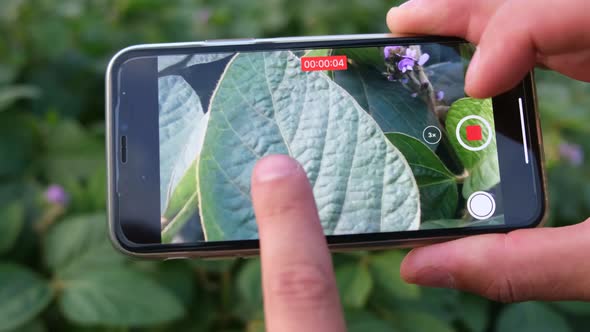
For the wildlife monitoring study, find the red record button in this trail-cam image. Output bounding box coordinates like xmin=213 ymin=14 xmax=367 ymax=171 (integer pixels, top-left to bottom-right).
xmin=301 ymin=55 xmax=348 ymax=72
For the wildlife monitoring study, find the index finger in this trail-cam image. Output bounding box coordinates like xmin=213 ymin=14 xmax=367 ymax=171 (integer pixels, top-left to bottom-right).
xmin=251 ymin=155 xmax=346 ymax=332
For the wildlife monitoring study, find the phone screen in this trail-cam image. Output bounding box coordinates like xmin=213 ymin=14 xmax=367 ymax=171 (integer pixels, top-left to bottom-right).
xmin=149 ymin=42 xmax=509 ymax=244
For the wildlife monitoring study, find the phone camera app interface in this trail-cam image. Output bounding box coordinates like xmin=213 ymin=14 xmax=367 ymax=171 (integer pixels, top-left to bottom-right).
xmin=155 ymin=42 xmax=504 ymax=244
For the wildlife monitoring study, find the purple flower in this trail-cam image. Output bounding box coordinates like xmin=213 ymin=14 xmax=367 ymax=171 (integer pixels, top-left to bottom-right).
xmin=45 ymin=185 xmax=69 ymax=206
xmin=411 ymin=92 xmax=418 ymax=98
xmin=384 ymin=46 xmax=402 ymax=59
xmin=418 ymin=53 xmax=430 ymax=66
xmin=398 ymin=57 xmax=415 ymax=73
xmin=401 ymin=77 xmax=409 ymax=84
xmin=405 ymin=47 xmax=418 ymax=59
xmin=387 ymin=75 xmax=396 ymax=81
xmin=559 ymin=142 xmax=584 ymax=166
xmin=436 ymin=90 xmax=445 ymax=101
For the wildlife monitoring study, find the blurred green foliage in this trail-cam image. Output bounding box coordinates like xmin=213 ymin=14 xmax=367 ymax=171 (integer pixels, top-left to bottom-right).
xmin=1 ymin=0 xmax=590 ymax=331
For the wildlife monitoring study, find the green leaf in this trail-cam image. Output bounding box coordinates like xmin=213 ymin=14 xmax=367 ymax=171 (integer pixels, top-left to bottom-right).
xmin=43 ymin=120 xmax=104 ymax=184
xmin=369 ymin=251 xmax=420 ymax=300
xmin=457 ymin=294 xmax=489 ymax=332
xmin=43 ymin=214 xmax=125 ymax=277
xmin=0 ymin=112 xmax=37 ymax=177
xmin=303 ymin=49 xmax=331 ymax=57
xmin=496 ymin=302 xmax=571 ymax=332
xmin=158 ymin=75 xmax=205 ymax=212
xmin=0 ymin=201 xmax=24 ymax=254
xmin=393 ymin=311 xmax=455 ymax=332
xmin=335 ymin=261 xmax=373 ymax=308
xmin=198 ymin=50 xmax=420 ymax=240
xmin=161 ymin=158 xmax=199 ymax=243
xmin=553 ymin=301 xmax=590 ymax=315
xmin=346 ymin=309 xmax=398 ymax=332
xmin=59 ymin=268 xmax=185 ymax=326
xmin=191 ymin=258 xmax=236 ymax=273
xmin=386 ymin=133 xmax=458 ymax=220
xmin=0 ymin=263 xmax=53 ymax=332
xmin=0 ymin=85 xmax=40 ymax=112
xmin=333 ymin=48 xmax=439 ymax=142
xmin=150 ymin=261 xmax=195 ymax=307
xmin=445 ymin=98 xmax=500 ymax=198
xmin=237 ymin=259 xmax=263 ymax=309
xmin=6 ymin=319 xmax=46 ymax=332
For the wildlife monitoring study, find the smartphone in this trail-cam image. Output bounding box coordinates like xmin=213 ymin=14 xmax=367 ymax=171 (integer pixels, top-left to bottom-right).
xmin=106 ymin=34 xmax=546 ymax=258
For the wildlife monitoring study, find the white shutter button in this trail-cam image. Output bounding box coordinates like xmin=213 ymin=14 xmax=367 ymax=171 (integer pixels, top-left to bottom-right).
xmin=467 ymin=191 xmax=496 ymax=220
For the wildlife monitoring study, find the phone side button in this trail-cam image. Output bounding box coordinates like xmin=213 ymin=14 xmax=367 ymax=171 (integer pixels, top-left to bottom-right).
xmin=164 ymin=256 xmax=189 ymax=261
xmin=203 ymin=38 xmax=256 ymax=46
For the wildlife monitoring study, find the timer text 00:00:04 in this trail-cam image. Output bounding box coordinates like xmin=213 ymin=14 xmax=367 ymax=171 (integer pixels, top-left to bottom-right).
xmin=301 ymin=55 xmax=348 ymax=72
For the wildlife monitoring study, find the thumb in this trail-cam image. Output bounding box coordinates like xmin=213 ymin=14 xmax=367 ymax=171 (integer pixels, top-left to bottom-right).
xmin=401 ymin=219 xmax=590 ymax=302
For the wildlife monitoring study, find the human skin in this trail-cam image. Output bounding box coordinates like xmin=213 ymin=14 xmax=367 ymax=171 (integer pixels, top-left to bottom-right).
xmin=251 ymin=1 xmax=590 ymax=330
xmin=387 ymin=0 xmax=590 ymax=302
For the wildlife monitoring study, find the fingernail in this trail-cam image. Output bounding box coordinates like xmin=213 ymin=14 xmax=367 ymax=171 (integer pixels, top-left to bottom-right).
xmin=412 ymin=266 xmax=455 ymax=288
xmin=399 ymin=0 xmax=421 ymax=9
xmin=253 ymin=155 xmax=301 ymax=183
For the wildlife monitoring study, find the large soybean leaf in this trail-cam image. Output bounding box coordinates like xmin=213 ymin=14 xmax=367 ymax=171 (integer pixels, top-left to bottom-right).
xmin=158 ymin=75 xmax=205 ymax=211
xmin=0 ymin=264 xmax=53 ymax=332
xmin=445 ymin=98 xmax=500 ymax=198
xmin=59 ymin=268 xmax=184 ymax=326
xmin=198 ymin=51 xmax=420 ymax=241
xmin=333 ymin=48 xmax=439 ymax=145
xmin=386 ymin=133 xmax=458 ymax=220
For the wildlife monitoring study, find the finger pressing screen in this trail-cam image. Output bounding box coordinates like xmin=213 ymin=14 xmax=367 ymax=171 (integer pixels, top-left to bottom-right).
xmin=251 ymin=155 xmax=346 ymax=332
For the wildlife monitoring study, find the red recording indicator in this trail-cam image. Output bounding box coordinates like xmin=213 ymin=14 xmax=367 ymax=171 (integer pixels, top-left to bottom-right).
xmin=301 ymin=55 xmax=348 ymax=72
xmin=466 ymin=125 xmax=482 ymax=141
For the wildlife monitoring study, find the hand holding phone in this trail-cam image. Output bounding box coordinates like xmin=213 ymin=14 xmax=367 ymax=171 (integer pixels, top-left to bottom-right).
xmin=389 ymin=0 xmax=590 ymax=303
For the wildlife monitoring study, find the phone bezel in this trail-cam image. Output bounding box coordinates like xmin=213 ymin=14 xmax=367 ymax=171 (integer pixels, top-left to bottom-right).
xmin=106 ymin=34 xmax=547 ymax=258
